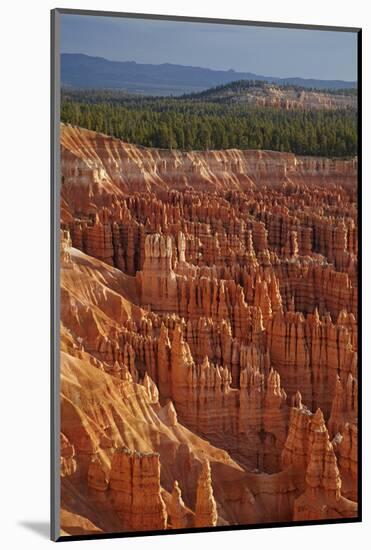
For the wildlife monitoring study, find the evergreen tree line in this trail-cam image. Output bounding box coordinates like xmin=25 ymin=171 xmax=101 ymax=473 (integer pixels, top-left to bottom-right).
xmin=61 ymin=93 xmax=357 ymax=157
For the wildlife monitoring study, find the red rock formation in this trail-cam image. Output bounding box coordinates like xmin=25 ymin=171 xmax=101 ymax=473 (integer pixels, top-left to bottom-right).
xmin=328 ymin=374 xmax=358 ymax=437
xmin=60 ymin=229 xmax=73 ymax=265
xmin=109 ymin=447 xmax=168 ymax=531
xmin=293 ymin=417 xmax=357 ymax=520
xmin=266 ymin=310 xmax=357 ymax=416
xmin=87 ymin=458 xmax=109 ymax=492
xmin=59 ymin=126 xmax=358 ymax=535
xmin=60 ymin=433 xmax=77 ymax=477
xmin=141 ymin=234 xmax=178 ymax=312
xmin=167 ymin=481 xmax=192 ymax=529
xmin=336 ymin=423 xmax=358 ymax=501
xmin=195 ymin=461 xmax=218 ymax=527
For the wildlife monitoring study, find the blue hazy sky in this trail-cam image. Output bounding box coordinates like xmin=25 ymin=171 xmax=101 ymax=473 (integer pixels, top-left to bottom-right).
xmin=60 ymin=14 xmax=357 ymax=81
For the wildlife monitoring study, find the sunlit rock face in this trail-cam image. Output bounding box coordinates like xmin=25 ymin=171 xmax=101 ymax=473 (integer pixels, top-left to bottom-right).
xmin=59 ymin=125 xmax=358 ymax=536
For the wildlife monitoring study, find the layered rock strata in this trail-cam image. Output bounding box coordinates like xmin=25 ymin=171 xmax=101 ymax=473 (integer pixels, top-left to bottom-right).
xmin=109 ymin=448 xmax=168 ymax=531
xmin=59 ymin=125 xmax=358 ymax=535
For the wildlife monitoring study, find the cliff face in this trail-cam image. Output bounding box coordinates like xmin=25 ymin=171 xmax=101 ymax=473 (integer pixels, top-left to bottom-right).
xmin=249 ymin=89 xmax=357 ymax=111
xmin=201 ymin=84 xmax=357 ymax=111
xmin=109 ymin=448 xmax=168 ymax=531
xmin=292 ymin=410 xmax=357 ymax=521
xmin=59 ymin=125 xmax=358 ymax=535
xmin=60 ymin=123 xmax=356 ymax=216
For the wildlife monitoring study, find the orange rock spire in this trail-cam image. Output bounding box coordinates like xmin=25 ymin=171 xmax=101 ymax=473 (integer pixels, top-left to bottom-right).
xmin=195 ymin=461 xmax=218 ymax=528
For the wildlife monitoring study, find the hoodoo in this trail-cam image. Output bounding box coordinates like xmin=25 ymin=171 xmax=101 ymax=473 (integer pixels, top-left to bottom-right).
xmin=59 ymin=125 xmax=358 ymax=534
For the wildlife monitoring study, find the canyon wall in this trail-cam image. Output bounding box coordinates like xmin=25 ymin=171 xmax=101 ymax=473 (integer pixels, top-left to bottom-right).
xmin=59 ymin=125 xmax=358 ymax=536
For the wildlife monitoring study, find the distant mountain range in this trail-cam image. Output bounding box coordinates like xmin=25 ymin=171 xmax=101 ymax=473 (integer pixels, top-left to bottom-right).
xmin=61 ymin=53 xmax=357 ymax=96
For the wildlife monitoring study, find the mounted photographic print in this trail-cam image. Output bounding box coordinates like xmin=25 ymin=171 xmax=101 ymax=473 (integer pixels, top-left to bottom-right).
xmin=51 ymin=8 xmax=361 ymax=541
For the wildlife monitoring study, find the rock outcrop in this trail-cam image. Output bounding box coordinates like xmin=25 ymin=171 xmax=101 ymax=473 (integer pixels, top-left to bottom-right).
xmin=201 ymin=83 xmax=357 ymax=111
xmin=59 ymin=126 xmax=358 ymax=535
xmin=195 ymin=461 xmax=218 ymax=528
xmin=167 ymin=481 xmax=191 ymax=529
xmin=110 ymin=447 xmax=168 ymax=531
xmin=293 ymin=417 xmax=357 ymax=521
xmin=60 ymin=433 xmax=77 ymax=477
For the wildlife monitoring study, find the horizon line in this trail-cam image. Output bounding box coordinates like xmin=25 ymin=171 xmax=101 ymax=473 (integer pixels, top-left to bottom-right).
xmin=60 ymin=52 xmax=357 ymax=84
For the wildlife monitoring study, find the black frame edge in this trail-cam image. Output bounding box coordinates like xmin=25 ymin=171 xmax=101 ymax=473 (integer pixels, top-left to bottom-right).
xmin=56 ymin=517 xmax=361 ymax=543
